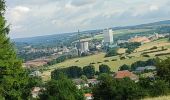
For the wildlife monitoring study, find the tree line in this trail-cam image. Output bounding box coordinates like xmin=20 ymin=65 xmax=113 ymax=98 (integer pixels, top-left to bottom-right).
xmin=51 ymin=64 xmax=110 ymax=79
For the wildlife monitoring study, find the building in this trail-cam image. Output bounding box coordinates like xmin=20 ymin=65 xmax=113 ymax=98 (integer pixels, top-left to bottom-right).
xmin=78 ymin=41 xmax=89 ymax=53
xmin=135 ymin=66 xmax=156 ymax=73
xmin=84 ymin=93 xmax=93 ymax=100
xmin=114 ymin=70 xmax=139 ymax=82
xmin=103 ymin=28 xmax=113 ymax=44
xmin=29 ymin=70 xmax=41 ymax=77
xmin=31 ymin=87 xmax=41 ymax=98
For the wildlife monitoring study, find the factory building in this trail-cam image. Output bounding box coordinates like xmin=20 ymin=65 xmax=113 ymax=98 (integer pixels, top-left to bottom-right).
xmin=79 ymin=41 xmax=89 ymax=53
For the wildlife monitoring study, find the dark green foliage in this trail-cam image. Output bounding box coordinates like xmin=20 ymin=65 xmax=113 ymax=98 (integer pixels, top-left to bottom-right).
xmin=47 ymin=54 xmax=77 ymax=65
xmin=119 ymin=64 xmax=130 ymax=71
xmin=0 ymin=1 xmax=31 ymax=99
xmin=83 ymin=65 xmax=95 ymax=79
xmin=138 ymin=78 xmax=169 ymax=97
xmin=18 ymin=52 xmax=51 ymax=62
xmin=93 ymin=77 xmax=144 ymax=100
xmin=156 ymin=58 xmax=170 ymax=84
xmin=39 ymin=74 xmax=84 ymax=100
xmin=105 ymin=48 xmax=118 ymax=57
xmin=51 ymin=66 xmax=83 ymax=79
xmin=131 ymin=59 xmax=156 ymax=71
xmin=119 ymin=42 xmax=141 ymax=53
xmin=99 ymin=64 xmax=110 ymax=73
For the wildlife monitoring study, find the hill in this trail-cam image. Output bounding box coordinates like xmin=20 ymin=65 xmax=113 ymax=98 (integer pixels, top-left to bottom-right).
xmin=13 ymin=20 xmax=170 ymax=44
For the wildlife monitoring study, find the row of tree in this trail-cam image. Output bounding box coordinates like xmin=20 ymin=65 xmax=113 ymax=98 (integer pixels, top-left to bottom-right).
xmin=51 ymin=64 xmax=110 ymax=79
xmin=119 ymin=59 xmax=156 ymax=71
xmin=93 ymin=73 xmax=169 ymax=100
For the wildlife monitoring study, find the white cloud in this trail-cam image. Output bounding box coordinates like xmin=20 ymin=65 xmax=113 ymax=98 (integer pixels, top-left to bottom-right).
xmin=14 ymin=6 xmax=30 ymax=12
xmin=149 ymin=5 xmax=159 ymax=11
xmin=5 ymin=0 xmax=170 ymax=38
xmin=7 ymin=6 xmax=30 ymax=24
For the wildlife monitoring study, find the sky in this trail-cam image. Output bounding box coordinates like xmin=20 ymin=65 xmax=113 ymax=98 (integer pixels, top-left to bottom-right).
xmin=5 ymin=0 xmax=170 ymax=39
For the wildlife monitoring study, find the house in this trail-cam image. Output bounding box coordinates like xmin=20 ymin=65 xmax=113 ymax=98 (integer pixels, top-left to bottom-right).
xmin=145 ymin=66 xmax=156 ymax=70
xmin=84 ymin=93 xmax=93 ymax=100
xmin=29 ymin=70 xmax=41 ymax=77
xmin=114 ymin=70 xmax=139 ymax=82
xmin=87 ymin=79 xmax=99 ymax=86
xmin=31 ymin=87 xmax=41 ymax=98
xmin=135 ymin=66 xmax=156 ymax=73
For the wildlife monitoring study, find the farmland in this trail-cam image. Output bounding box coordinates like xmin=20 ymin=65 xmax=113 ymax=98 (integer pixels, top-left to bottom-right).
xmin=41 ymin=38 xmax=170 ymax=81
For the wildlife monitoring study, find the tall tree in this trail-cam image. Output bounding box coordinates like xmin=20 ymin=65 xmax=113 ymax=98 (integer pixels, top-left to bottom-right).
xmin=0 ymin=0 xmax=30 ymax=99
xmin=39 ymin=73 xmax=84 ymax=100
xmin=99 ymin=64 xmax=110 ymax=73
xmin=83 ymin=65 xmax=95 ymax=79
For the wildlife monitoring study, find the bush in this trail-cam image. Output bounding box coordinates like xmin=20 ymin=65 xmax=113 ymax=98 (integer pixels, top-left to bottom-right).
xmin=99 ymin=64 xmax=110 ymax=73
xmin=111 ymin=59 xmax=117 ymax=61
xmin=104 ymin=60 xmax=109 ymax=62
xmin=142 ymin=54 xmax=150 ymax=57
xmin=93 ymin=77 xmax=145 ymax=100
xmin=97 ymin=62 xmax=102 ymax=64
xmin=150 ymin=46 xmax=157 ymax=50
xmin=105 ymin=48 xmax=118 ymax=57
xmin=83 ymin=65 xmax=95 ymax=79
xmin=119 ymin=64 xmax=130 ymax=71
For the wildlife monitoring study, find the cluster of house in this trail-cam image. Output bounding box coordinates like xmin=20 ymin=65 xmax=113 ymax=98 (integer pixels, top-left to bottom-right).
xmin=30 ymin=65 xmax=156 ymax=100
xmin=73 ymin=65 xmax=156 ymax=100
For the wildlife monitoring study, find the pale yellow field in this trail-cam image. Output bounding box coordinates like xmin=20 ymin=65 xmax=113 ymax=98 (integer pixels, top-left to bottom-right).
xmin=41 ymin=38 xmax=170 ymax=81
xmin=41 ymin=53 xmax=152 ymax=81
xmin=143 ymin=95 xmax=170 ymax=100
xmin=136 ymin=38 xmax=170 ymax=52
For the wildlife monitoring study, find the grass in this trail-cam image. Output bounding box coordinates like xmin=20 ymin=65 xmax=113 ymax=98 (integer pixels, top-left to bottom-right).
xmin=143 ymin=95 xmax=170 ymax=100
xmin=136 ymin=38 xmax=170 ymax=52
xmin=41 ymin=53 xmax=154 ymax=81
xmin=41 ymin=38 xmax=170 ymax=81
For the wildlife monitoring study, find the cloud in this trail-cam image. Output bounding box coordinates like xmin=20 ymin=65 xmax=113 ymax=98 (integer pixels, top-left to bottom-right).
xmin=70 ymin=0 xmax=96 ymax=7
xmin=7 ymin=6 xmax=30 ymax=24
xmin=14 ymin=6 xmax=30 ymax=12
xmin=5 ymin=0 xmax=170 ymax=38
xmin=149 ymin=5 xmax=159 ymax=11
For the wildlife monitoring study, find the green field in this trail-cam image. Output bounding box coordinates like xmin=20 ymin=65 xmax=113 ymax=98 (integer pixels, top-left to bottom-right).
xmin=41 ymin=38 xmax=170 ymax=81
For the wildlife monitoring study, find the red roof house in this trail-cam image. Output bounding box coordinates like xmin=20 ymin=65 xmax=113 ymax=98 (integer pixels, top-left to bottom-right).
xmin=114 ymin=70 xmax=139 ymax=82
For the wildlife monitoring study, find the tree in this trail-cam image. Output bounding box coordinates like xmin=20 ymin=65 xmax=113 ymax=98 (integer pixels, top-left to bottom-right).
xmin=39 ymin=74 xmax=84 ymax=100
xmin=67 ymin=66 xmax=83 ymax=78
xmin=0 ymin=0 xmax=31 ymax=99
xmin=51 ymin=66 xmax=82 ymax=79
xmin=138 ymin=78 xmax=169 ymax=97
xmin=93 ymin=77 xmax=144 ymax=100
xmin=80 ymin=75 xmax=88 ymax=83
xmin=156 ymin=58 xmax=170 ymax=84
xmin=99 ymin=64 xmax=110 ymax=73
xmin=119 ymin=64 xmax=130 ymax=71
xmin=83 ymin=65 xmax=95 ymax=79
xmin=105 ymin=48 xmax=118 ymax=57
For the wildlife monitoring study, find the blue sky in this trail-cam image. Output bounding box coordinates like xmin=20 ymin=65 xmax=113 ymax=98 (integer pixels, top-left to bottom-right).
xmin=5 ymin=0 xmax=170 ymax=38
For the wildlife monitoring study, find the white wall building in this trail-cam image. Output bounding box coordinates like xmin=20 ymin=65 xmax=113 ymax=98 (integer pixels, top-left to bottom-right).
xmin=103 ymin=28 xmax=113 ymax=44
xmin=80 ymin=41 xmax=89 ymax=53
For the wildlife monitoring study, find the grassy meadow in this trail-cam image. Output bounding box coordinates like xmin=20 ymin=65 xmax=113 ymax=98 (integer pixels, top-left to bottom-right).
xmin=41 ymin=38 xmax=170 ymax=81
